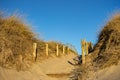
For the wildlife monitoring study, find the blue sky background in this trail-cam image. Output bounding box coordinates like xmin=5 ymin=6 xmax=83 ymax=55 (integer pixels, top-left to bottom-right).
xmin=0 ymin=0 xmax=120 ymax=54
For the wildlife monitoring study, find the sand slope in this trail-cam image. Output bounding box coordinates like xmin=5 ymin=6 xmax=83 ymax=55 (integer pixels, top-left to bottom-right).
xmin=87 ymin=62 xmax=120 ymax=80
xmin=0 ymin=53 xmax=77 ymax=80
xmin=95 ymin=63 xmax=120 ymax=80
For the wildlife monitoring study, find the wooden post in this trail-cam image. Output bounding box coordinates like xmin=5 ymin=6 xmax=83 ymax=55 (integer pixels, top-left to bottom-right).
xmin=88 ymin=42 xmax=93 ymax=53
xmin=33 ymin=43 xmax=37 ymax=61
xmin=17 ymin=54 xmax=22 ymax=71
xmin=81 ymin=40 xmax=85 ymax=64
xmin=67 ymin=47 xmax=70 ymax=54
xmin=46 ymin=43 xmax=48 ymax=56
xmin=56 ymin=44 xmax=59 ymax=56
xmin=85 ymin=42 xmax=88 ymax=55
xmin=63 ymin=45 xmax=65 ymax=54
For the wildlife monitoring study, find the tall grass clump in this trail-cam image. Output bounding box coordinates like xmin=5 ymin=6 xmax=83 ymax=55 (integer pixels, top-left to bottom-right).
xmin=0 ymin=13 xmax=37 ymax=70
xmin=93 ymin=13 xmax=120 ymax=68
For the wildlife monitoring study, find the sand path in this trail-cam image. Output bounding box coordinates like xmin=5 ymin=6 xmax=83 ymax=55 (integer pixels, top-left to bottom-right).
xmin=0 ymin=53 xmax=77 ymax=80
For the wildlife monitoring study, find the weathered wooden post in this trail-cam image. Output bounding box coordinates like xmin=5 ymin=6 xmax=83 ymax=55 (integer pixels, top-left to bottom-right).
xmin=88 ymin=42 xmax=93 ymax=53
xmin=33 ymin=43 xmax=37 ymax=61
xmin=17 ymin=54 xmax=22 ymax=71
xmin=63 ymin=45 xmax=65 ymax=54
xmin=85 ymin=42 xmax=88 ymax=55
xmin=46 ymin=43 xmax=48 ymax=56
xmin=56 ymin=44 xmax=59 ymax=56
xmin=81 ymin=40 xmax=85 ymax=64
xmin=67 ymin=47 xmax=70 ymax=54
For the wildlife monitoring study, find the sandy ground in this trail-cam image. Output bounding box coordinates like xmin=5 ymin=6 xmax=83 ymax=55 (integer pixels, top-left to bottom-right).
xmin=87 ymin=62 xmax=120 ymax=80
xmin=0 ymin=53 xmax=77 ymax=80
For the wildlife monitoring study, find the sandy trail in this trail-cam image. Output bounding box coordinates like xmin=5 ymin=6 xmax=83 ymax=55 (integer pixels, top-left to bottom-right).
xmin=0 ymin=53 xmax=77 ymax=80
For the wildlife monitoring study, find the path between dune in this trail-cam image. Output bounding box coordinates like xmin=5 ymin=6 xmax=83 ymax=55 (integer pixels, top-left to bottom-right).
xmin=0 ymin=53 xmax=77 ymax=80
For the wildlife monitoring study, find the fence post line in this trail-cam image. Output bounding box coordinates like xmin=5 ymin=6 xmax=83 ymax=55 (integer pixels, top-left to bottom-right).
xmin=46 ymin=43 xmax=48 ymax=56
xmin=33 ymin=43 xmax=37 ymax=62
xmin=56 ymin=44 xmax=59 ymax=56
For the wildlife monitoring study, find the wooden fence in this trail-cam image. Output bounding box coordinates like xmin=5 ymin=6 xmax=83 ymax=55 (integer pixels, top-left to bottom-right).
xmin=81 ymin=39 xmax=93 ymax=64
xmin=32 ymin=43 xmax=74 ymax=61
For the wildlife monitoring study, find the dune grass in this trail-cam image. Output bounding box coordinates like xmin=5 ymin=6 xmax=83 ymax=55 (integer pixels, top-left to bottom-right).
xmin=72 ymin=13 xmax=120 ymax=80
xmin=0 ymin=14 xmax=37 ymax=70
xmin=0 ymin=12 xmax=78 ymax=71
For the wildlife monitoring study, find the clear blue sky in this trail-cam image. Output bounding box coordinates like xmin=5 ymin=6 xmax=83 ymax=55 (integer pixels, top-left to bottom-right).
xmin=0 ymin=0 xmax=120 ymax=54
